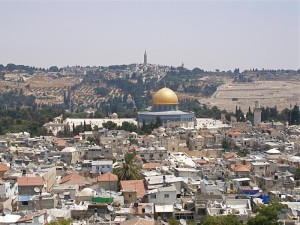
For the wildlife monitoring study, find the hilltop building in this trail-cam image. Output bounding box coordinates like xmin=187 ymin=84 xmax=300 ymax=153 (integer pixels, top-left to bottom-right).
xmin=137 ymin=87 xmax=195 ymax=128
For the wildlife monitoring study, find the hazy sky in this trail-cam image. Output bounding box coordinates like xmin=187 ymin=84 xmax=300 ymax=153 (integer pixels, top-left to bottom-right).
xmin=0 ymin=0 xmax=299 ymax=71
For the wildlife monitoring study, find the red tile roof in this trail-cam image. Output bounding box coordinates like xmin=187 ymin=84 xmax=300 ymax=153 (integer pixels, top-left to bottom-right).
xmin=16 ymin=215 xmax=34 ymax=222
xmin=16 ymin=211 xmax=46 ymax=223
xmin=228 ymin=130 xmax=242 ymax=135
xmin=60 ymin=173 xmax=86 ymax=186
xmin=120 ymin=180 xmax=146 ymax=198
xmin=143 ymin=163 xmax=161 ymax=170
xmin=0 ymin=164 xmax=9 ymax=172
xmin=232 ymin=164 xmax=251 ymax=172
xmin=17 ymin=176 xmax=44 ymax=187
xmin=97 ymin=172 xmax=118 ymax=182
xmin=193 ymin=159 xmax=208 ymax=165
xmin=56 ymin=139 xmax=67 ymax=147
xmin=224 ymin=152 xmax=236 ymax=159
xmin=121 ymin=217 xmax=155 ymax=225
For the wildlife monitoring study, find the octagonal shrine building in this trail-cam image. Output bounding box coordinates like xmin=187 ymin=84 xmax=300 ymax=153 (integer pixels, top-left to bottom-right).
xmin=137 ymin=87 xmax=195 ymax=128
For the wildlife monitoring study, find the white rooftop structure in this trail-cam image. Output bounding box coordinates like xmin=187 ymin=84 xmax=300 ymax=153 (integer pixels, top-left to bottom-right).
xmin=78 ymin=188 xmax=95 ymax=196
xmin=195 ymin=118 xmax=230 ymax=130
xmin=0 ymin=215 xmax=21 ymax=224
xmin=155 ymin=204 xmax=174 ymax=213
xmin=265 ymin=148 xmax=281 ymax=154
xmin=92 ymin=160 xmax=113 ymax=166
xmin=251 ymin=162 xmax=270 ymax=166
xmin=169 ymin=152 xmax=196 ymax=167
xmin=61 ymin=147 xmax=77 ymax=153
xmin=145 ymin=174 xmax=183 ymax=186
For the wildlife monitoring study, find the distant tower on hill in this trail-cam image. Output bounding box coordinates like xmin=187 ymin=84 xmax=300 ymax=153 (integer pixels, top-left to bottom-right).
xmin=144 ymin=50 xmax=147 ymax=66
xmin=254 ymin=101 xmax=262 ymax=126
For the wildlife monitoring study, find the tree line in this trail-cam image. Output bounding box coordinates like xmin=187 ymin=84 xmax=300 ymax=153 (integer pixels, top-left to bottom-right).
xmin=235 ymin=105 xmax=300 ymax=125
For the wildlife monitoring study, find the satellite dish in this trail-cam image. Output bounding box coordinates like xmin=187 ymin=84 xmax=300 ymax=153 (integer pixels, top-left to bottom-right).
xmin=59 ymin=194 xmax=65 ymax=199
xmin=175 ymin=204 xmax=183 ymax=210
xmin=104 ymin=214 xmax=111 ymax=221
xmin=34 ymin=187 xmax=40 ymax=193
xmin=3 ymin=208 xmax=11 ymax=215
xmin=107 ymin=205 xmax=114 ymax=212
xmin=144 ymin=205 xmax=152 ymax=214
xmin=180 ymin=219 xmax=187 ymax=225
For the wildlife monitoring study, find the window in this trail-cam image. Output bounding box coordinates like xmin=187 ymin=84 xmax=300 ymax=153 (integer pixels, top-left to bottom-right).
xmin=22 ymin=201 xmax=28 ymax=206
xmin=164 ymin=194 xmax=169 ymax=198
xmin=150 ymin=194 xmax=156 ymax=199
xmin=128 ymin=194 xmax=132 ymax=198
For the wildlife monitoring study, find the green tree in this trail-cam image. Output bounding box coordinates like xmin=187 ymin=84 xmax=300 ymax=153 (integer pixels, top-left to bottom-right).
xmin=202 ymin=215 xmax=242 ymax=225
xmin=121 ymin=121 xmax=138 ymax=132
xmin=291 ymin=105 xmax=300 ymax=125
xmin=247 ymin=201 xmax=287 ymax=225
xmin=167 ymin=217 xmax=180 ymax=225
xmin=187 ymin=221 xmax=197 ymax=225
xmin=113 ymin=152 xmax=142 ymax=180
xmin=222 ymin=139 xmax=230 ymax=150
xmin=48 ymin=66 xmax=59 ymax=72
xmin=87 ymin=137 xmax=96 ymax=144
xmin=48 ymin=219 xmax=72 ymax=225
xmin=102 ymin=121 xmax=118 ymax=130
xmin=295 ymin=167 xmax=300 ymax=180
xmin=128 ymin=138 xmax=138 ymax=145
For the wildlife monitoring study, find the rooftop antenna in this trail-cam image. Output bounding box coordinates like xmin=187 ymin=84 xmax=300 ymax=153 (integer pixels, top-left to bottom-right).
xmin=107 ymin=205 xmax=114 ymax=212
xmin=34 ymin=187 xmax=42 ymax=210
xmin=106 ymin=205 xmax=114 ymax=224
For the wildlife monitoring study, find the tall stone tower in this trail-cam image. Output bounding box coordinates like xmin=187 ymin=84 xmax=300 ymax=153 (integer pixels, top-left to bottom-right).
xmin=254 ymin=101 xmax=262 ymax=126
xmin=144 ymin=50 xmax=147 ymax=66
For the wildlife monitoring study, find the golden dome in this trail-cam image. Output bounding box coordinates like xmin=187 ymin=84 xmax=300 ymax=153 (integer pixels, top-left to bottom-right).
xmin=152 ymin=87 xmax=179 ymax=105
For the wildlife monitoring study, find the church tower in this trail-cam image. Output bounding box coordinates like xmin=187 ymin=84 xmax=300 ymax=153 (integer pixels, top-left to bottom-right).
xmin=254 ymin=101 xmax=262 ymax=126
xmin=144 ymin=50 xmax=147 ymax=66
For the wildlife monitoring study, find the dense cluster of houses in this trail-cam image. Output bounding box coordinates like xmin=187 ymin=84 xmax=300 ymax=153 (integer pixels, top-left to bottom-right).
xmin=0 ymin=116 xmax=300 ymax=224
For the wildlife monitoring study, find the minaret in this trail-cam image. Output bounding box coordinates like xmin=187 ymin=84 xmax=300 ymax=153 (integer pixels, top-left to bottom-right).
xmin=144 ymin=50 xmax=147 ymax=66
xmin=254 ymin=101 xmax=262 ymax=126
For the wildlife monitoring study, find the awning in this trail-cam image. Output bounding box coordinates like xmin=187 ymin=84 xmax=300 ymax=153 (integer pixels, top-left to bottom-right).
xmin=92 ymin=197 xmax=114 ymax=204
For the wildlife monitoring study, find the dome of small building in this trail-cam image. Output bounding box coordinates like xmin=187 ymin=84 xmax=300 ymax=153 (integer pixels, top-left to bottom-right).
xmin=111 ymin=113 xmax=118 ymax=119
xmin=152 ymin=87 xmax=179 ymax=105
xmin=158 ymin=127 xmax=166 ymax=133
xmin=79 ymin=188 xmax=94 ymax=196
xmin=245 ymin=120 xmax=252 ymax=126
